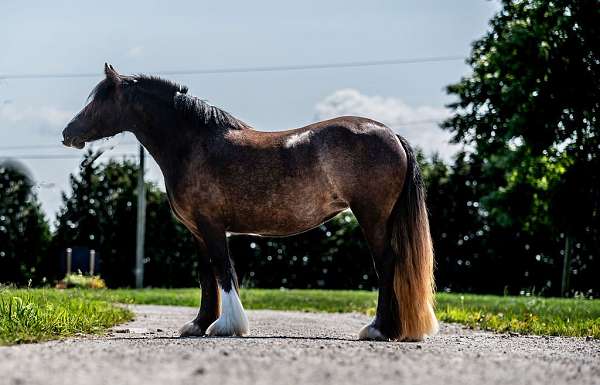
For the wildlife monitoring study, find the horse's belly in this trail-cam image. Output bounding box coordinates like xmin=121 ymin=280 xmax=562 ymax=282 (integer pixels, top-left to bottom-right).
xmin=228 ymin=197 xmax=348 ymax=237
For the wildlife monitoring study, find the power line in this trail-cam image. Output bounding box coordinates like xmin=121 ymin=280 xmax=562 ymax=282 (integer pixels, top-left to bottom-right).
xmin=0 ymin=55 xmax=464 ymax=80
xmin=0 ymin=153 xmax=137 ymax=160
xmin=0 ymin=144 xmax=67 ymax=151
xmin=0 ymin=142 xmax=138 ymax=151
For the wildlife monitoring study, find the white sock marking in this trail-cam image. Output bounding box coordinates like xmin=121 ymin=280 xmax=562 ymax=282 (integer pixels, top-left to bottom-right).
xmin=206 ymin=282 xmax=249 ymax=336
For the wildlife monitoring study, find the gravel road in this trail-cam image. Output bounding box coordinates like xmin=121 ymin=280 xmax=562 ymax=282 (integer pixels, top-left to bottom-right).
xmin=0 ymin=305 xmax=598 ymax=385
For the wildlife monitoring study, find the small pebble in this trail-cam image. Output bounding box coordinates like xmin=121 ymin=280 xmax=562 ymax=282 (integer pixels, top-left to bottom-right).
xmin=194 ymin=367 xmax=205 ymax=375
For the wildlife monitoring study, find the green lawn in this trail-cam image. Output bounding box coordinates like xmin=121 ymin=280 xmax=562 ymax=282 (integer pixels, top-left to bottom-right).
xmin=0 ymin=288 xmax=132 ymax=345
xmin=435 ymin=293 xmax=599 ymax=338
xmin=88 ymin=288 xmax=600 ymax=338
xmin=1 ymin=288 xmax=598 ymax=346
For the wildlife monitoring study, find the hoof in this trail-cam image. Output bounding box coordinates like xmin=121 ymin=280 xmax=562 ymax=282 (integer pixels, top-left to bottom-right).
xmin=358 ymin=323 xmax=388 ymax=341
xmin=180 ymin=320 xmax=205 ymax=337
xmin=206 ymin=285 xmax=249 ymax=337
xmin=206 ymin=314 xmax=248 ymax=337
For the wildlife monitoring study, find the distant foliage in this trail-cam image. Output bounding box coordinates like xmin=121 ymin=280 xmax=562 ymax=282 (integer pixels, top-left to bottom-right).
xmin=0 ymin=162 xmax=50 ymax=286
xmin=442 ymin=0 xmax=599 ymax=296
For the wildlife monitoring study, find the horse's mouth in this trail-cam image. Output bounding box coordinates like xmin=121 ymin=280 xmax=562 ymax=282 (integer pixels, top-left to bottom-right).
xmin=62 ymin=136 xmax=86 ymax=149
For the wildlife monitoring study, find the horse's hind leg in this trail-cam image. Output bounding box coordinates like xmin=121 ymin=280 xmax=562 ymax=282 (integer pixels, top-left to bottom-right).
xmin=351 ymin=204 xmax=399 ymax=340
xmin=180 ymin=238 xmax=220 ymax=337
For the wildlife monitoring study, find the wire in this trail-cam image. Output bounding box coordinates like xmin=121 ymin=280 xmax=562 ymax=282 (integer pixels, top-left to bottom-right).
xmin=0 ymin=153 xmax=137 ymax=160
xmin=0 ymin=144 xmax=66 ymax=150
xmin=0 ymin=55 xmax=464 ymax=80
xmin=0 ymin=142 xmax=138 ymax=151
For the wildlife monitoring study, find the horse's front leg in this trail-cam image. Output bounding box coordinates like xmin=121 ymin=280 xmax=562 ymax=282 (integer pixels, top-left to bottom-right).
xmin=197 ymin=224 xmax=249 ymax=337
xmin=180 ymin=239 xmax=220 ymax=337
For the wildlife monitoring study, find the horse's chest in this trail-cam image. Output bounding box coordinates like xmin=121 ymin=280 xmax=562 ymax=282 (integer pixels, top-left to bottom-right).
xmin=168 ymin=196 xmax=197 ymax=231
xmin=167 ymin=181 xmax=226 ymax=230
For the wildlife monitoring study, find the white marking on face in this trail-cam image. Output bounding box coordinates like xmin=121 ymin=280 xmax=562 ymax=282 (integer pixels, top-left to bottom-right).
xmin=206 ymin=281 xmax=249 ymax=336
xmin=285 ymin=130 xmax=312 ymax=148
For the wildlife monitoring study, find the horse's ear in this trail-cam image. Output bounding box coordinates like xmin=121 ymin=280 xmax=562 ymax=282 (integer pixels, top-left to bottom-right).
xmin=104 ymin=62 xmax=119 ymax=82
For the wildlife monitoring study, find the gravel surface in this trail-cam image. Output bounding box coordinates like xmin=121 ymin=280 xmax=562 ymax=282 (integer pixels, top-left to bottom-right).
xmin=0 ymin=305 xmax=598 ymax=385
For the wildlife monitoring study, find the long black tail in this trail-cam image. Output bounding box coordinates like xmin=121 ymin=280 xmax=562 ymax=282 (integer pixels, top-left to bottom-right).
xmin=389 ymin=135 xmax=438 ymax=341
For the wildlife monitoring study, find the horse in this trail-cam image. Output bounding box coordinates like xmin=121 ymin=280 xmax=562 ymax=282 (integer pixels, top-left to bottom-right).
xmin=62 ymin=63 xmax=438 ymax=341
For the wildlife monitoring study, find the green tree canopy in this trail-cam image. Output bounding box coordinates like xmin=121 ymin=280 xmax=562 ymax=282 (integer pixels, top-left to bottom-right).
xmin=443 ymin=0 xmax=599 ymax=295
xmin=0 ymin=161 xmax=50 ymax=285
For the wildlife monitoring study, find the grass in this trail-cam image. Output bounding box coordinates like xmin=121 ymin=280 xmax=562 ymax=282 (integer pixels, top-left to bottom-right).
xmin=87 ymin=288 xmax=600 ymax=338
xmin=1 ymin=288 xmax=598 ymax=345
xmin=89 ymin=288 xmax=379 ymax=313
xmin=0 ymin=288 xmax=132 ymax=345
xmin=435 ymin=293 xmax=600 ymax=338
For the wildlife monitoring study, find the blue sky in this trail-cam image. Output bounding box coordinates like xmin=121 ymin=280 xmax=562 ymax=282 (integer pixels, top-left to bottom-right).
xmin=0 ymin=0 xmax=499 ymax=221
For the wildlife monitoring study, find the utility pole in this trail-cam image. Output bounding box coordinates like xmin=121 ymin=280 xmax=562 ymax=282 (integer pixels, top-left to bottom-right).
xmin=561 ymin=235 xmax=572 ymax=297
xmin=135 ymin=145 xmax=146 ymax=288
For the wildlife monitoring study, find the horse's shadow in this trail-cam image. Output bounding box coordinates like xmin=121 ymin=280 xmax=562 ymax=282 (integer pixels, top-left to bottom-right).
xmin=109 ymin=335 xmax=359 ymax=342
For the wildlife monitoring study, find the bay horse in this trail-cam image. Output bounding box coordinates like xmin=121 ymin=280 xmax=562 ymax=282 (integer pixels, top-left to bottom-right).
xmin=62 ymin=64 xmax=438 ymax=341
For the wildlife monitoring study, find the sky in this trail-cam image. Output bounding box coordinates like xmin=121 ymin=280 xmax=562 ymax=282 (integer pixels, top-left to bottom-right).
xmin=0 ymin=0 xmax=500 ymax=222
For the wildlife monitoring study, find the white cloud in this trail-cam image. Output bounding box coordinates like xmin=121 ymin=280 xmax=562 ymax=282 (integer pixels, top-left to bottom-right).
xmin=315 ymin=89 xmax=458 ymax=160
xmin=0 ymin=103 xmax=73 ymax=135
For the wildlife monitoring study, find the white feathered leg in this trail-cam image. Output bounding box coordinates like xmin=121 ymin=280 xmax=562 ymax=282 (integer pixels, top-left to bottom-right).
xmin=206 ymin=282 xmax=249 ymax=337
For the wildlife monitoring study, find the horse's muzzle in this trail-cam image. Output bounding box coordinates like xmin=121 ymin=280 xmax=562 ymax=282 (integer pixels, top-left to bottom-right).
xmin=62 ymin=133 xmax=85 ymax=149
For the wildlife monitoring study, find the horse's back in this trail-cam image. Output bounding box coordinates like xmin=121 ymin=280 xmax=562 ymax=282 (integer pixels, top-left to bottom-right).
xmin=313 ymin=117 xmax=406 ymax=204
xmin=226 ymin=115 xmax=407 ymax=200
xmin=201 ymin=116 xmax=407 ymax=235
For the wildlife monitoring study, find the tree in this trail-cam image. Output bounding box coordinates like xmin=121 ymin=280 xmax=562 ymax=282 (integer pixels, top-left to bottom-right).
xmin=0 ymin=161 xmax=50 ymax=285
xmin=443 ymin=0 xmax=599 ymax=296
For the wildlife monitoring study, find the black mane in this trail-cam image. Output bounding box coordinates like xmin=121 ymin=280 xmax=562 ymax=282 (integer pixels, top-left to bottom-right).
xmin=133 ymin=75 xmax=189 ymax=98
xmin=173 ymin=93 xmax=247 ymax=130
xmin=89 ymin=74 xmax=247 ymax=130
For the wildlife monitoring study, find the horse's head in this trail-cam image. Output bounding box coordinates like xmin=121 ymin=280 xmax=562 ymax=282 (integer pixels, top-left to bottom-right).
xmin=62 ymin=63 xmax=134 ymax=149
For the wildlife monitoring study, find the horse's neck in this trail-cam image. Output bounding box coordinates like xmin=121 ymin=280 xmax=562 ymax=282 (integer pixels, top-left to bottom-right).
xmin=130 ymin=122 xmax=194 ymax=183
xmin=128 ymin=97 xmax=249 ymax=187
xmin=130 ymin=117 xmax=229 ymax=190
